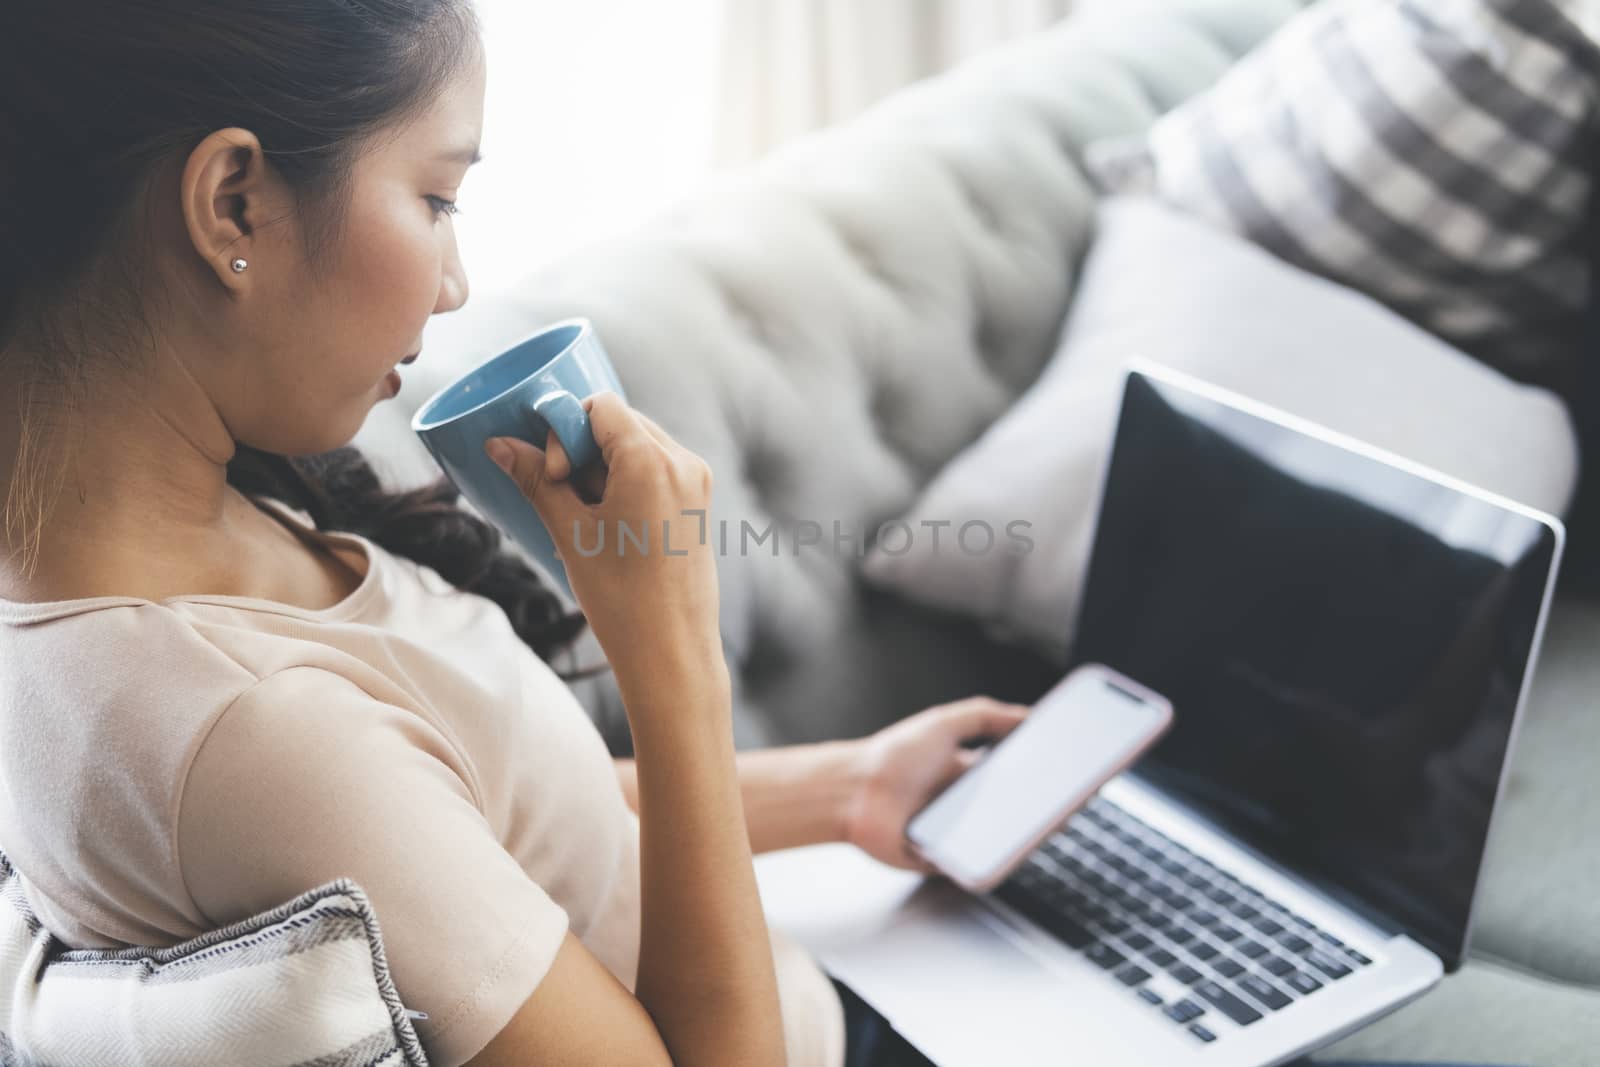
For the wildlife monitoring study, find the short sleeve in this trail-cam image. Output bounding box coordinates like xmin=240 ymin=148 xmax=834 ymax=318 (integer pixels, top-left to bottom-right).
xmin=177 ymin=666 xmax=569 ymax=1067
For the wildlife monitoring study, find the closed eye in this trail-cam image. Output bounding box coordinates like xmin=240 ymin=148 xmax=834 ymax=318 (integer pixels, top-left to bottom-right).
xmin=425 ymin=195 xmax=460 ymax=219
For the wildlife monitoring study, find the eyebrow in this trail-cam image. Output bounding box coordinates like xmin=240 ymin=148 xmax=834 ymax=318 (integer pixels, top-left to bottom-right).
xmin=439 ymin=146 xmax=483 ymax=165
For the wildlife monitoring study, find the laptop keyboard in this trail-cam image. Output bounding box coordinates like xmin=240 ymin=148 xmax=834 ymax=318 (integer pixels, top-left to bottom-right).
xmin=989 ymin=796 xmax=1374 ymax=1044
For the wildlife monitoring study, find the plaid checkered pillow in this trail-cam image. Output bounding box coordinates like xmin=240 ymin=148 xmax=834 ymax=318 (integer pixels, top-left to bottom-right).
xmin=0 ymin=846 xmax=433 ymax=1066
xmin=1084 ymin=0 xmax=1600 ymax=403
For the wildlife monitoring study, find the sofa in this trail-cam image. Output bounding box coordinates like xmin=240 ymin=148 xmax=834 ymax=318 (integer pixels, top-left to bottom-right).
xmin=354 ymin=0 xmax=1600 ymax=1061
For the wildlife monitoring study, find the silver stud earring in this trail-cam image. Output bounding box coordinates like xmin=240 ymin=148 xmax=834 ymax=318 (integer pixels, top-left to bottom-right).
xmin=231 ymin=258 xmax=248 ymax=273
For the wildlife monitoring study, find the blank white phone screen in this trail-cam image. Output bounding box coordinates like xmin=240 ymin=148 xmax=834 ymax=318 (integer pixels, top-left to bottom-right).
xmin=908 ymin=670 xmax=1166 ymax=885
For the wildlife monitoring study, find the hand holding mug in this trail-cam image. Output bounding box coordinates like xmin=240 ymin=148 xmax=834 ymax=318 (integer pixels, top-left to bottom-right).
xmin=485 ymin=391 xmax=726 ymax=688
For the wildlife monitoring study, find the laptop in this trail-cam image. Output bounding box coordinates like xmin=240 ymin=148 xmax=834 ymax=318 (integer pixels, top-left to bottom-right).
xmin=755 ymin=360 xmax=1565 ymax=1066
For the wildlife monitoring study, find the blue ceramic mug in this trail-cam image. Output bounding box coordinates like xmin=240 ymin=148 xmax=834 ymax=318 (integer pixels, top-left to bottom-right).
xmin=411 ymin=318 xmax=626 ymax=599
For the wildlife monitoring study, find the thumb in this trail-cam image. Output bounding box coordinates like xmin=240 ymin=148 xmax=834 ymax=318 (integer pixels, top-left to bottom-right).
xmin=927 ymin=745 xmax=984 ymax=798
xmin=946 ymin=704 xmax=1029 ymax=746
xmin=485 ymin=435 xmax=560 ymax=507
xmin=953 ymin=746 xmax=988 ymax=780
xmin=486 ymin=436 xmax=588 ymax=558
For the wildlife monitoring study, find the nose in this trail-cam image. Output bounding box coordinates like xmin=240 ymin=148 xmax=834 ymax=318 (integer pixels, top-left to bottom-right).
xmin=434 ymin=238 xmax=469 ymax=314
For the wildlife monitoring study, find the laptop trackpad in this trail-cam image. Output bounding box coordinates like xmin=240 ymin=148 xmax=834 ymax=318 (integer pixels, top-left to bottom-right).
xmin=818 ymin=879 xmax=1152 ymax=1065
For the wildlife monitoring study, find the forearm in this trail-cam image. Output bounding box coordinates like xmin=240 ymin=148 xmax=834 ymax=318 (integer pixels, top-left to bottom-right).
xmin=619 ymin=660 xmax=788 ymax=1066
xmin=615 ymin=739 xmax=862 ymax=855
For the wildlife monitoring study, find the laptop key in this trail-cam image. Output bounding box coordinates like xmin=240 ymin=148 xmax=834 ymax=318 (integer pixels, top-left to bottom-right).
xmin=1286 ymin=971 xmax=1324 ymax=996
xmin=1047 ymin=800 xmax=1363 ymax=1015
xmin=1194 ymin=980 xmax=1263 ymax=1026
xmin=1163 ymin=999 xmax=1205 ymax=1024
xmin=994 ymin=886 xmax=1094 ymax=949
xmin=1238 ymin=974 xmax=1294 ymax=1011
xmin=1138 ymin=987 xmax=1163 ymax=1006
xmin=1085 ymin=943 xmax=1126 ymax=970
xmin=1189 ymin=1023 xmax=1217 ymax=1043
xmin=1041 ymin=915 xmax=1097 ymax=949
xmin=1115 ymin=964 xmax=1151 ymax=987
xmin=1307 ymin=950 xmax=1353 ymax=979
xmin=1262 ymin=954 xmax=1296 ymax=977
xmin=1278 ymin=933 xmax=1313 ymax=955
xmin=1168 ymin=963 xmax=1203 ymax=985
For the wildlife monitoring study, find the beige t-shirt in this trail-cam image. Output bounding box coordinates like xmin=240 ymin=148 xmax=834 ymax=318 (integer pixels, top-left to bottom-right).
xmin=0 ymin=494 xmax=845 ymax=1067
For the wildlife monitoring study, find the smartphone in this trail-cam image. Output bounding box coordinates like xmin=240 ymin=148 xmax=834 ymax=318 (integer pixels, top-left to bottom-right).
xmin=905 ymin=663 xmax=1174 ymax=894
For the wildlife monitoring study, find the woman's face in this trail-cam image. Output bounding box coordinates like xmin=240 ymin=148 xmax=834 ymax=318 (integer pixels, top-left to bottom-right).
xmin=186 ymin=42 xmax=487 ymax=460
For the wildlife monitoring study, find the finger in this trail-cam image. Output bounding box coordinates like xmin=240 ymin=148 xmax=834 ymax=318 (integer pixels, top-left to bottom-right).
xmin=896 ymin=836 xmax=940 ymax=875
xmin=582 ymin=390 xmax=655 ymax=466
xmin=484 ymin=435 xmax=547 ymax=500
xmin=922 ymin=744 xmax=983 ymax=803
xmin=569 ymin=463 xmax=610 ymax=506
xmin=630 ymin=410 xmax=716 ymax=483
xmin=541 ymin=426 xmax=572 ymax=482
xmin=941 ymin=700 xmax=1031 ymax=742
xmin=484 ymin=435 xmax=582 ymax=529
xmin=624 ymin=406 xmax=679 ymax=452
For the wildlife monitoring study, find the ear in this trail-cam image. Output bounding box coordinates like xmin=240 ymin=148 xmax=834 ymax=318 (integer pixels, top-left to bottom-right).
xmin=179 ymin=127 xmax=275 ymax=290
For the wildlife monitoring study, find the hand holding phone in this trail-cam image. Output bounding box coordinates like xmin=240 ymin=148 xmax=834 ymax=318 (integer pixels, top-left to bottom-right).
xmin=905 ymin=664 xmax=1173 ymax=894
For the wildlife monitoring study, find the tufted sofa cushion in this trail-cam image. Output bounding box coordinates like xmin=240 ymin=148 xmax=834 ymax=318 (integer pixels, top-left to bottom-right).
xmin=357 ymin=0 xmax=1316 ymax=752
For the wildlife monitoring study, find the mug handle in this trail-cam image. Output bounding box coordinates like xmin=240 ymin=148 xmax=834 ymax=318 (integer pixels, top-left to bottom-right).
xmin=527 ymin=389 xmax=601 ymax=470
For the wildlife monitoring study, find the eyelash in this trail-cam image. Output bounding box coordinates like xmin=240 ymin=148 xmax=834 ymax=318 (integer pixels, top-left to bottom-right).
xmin=426 ymin=195 xmax=461 ymax=219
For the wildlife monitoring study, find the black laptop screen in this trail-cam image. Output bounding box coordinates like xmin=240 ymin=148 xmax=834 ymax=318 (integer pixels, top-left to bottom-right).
xmin=1066 ymin=370 xmax=1561 ymax=971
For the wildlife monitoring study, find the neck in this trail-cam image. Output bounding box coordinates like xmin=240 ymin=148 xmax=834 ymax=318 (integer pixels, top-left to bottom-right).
xmin=0 ymin=352 xmax=249 ymax=604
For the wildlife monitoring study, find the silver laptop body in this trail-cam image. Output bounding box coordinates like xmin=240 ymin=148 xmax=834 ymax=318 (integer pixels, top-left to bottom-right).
xmin=765 ymin=361 xmax=1565 ymax=1067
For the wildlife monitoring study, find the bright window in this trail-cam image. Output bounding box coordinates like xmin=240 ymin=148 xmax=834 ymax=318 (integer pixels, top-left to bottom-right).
xmin=457 ymin=1 xmax=723 ymax=301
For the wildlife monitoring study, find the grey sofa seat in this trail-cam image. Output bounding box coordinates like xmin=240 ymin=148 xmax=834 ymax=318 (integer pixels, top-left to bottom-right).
xmin=354 ymin=0 xmax=1599 ymax=1059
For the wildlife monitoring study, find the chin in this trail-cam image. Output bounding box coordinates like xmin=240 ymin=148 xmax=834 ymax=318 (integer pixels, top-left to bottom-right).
xmin=318 ymin=413 xmax=375 ymax=456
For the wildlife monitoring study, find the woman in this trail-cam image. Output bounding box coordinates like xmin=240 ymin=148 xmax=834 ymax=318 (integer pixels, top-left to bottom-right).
xmin=0 ymin=3 xmax=1510 ymax=1066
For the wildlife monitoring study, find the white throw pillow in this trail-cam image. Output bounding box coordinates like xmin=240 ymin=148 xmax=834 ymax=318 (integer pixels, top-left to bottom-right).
xmin=0 ymin=846 xmax=432 ymax=1066
xmin=858 ymin=195 xmax=1579 ymax=664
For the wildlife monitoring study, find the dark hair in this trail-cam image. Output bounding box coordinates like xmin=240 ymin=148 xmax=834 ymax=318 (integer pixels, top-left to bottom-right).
xmin=0 ymin=0 xmax=606 ymax=682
